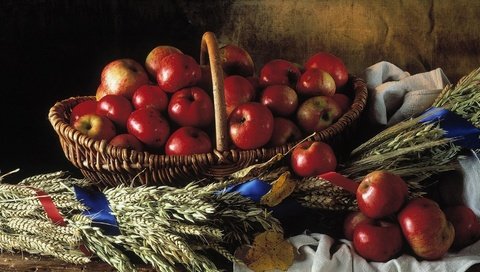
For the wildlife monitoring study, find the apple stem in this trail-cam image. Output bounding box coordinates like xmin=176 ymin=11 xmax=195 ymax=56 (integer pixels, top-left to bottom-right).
xmin=318 ymin=171 xmax=359 ymax=194
xmin=284 ymin=132 xmax=317 ymax=156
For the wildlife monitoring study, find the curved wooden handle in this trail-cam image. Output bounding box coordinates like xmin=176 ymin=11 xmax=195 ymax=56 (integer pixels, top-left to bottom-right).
xmin=200 ymin=32 xmax=228 ymax=152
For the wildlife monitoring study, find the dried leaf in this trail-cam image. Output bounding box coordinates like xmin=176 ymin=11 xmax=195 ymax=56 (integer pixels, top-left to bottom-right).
xmin=230 ymin=154 xmax=284 ymax=180
xmin=243 ymin=230 xmax=294 ymax=272
xmin=260 ymin=172 xmax=296 ymax=207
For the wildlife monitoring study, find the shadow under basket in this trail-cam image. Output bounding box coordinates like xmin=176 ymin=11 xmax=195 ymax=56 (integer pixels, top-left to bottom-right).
xmin=48 ymin=32 xmax=368 ymax=188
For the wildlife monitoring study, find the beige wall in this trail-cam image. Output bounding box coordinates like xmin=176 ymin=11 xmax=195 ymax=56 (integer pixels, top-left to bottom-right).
xmin=182 ymin=0 xmax=480 ymax=82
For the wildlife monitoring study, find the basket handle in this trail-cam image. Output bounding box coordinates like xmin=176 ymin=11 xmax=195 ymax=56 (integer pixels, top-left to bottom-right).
xmin=200 ymin=32 xmax=228 ymax=152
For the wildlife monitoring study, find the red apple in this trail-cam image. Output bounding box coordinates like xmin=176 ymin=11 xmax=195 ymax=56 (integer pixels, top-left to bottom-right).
xmin=109 ymin=133 xmax=144 ymax=152
xmin=260 ymin=85 xmax=298 ymax=117
xmin=304 ymin=52 xmax=349 ymax=88
xmin=197 ymin=64 xmax=213 ymax=91
xmin=398 ymin=197 xmax=455 ymax=260
xmin=259 ymin=59 xmax=301 ymax=88
xmin=70 ymin=100 xmax=97 ymax=126
xmin=332 ymin=93 xmax=352 ymax=114
xmin=165 ymin=126 xmax=213 ymax=156
xmin=356 ymin=170 xmax=409 ymax=219
xmin=228 ymin=102 xmax=274 ymax=150
xmin=219 ymin=44 xmax=254 ymax=77
xmin=96 ymin=94 xmax=133 ymax=130
xmin=296 ymin=96 xmax=342 ymax=133
xmin=157 ymin=52 xmax=201 ymax=93
xmin=353 ymin=220 xmax=404 ymax=262
xmin=96 ymin=58 xmax=149 ymax=100
xmin=296 ymin=68 xmax=336 ymax=97
xmin=168 ymin=87 xmax=214 ymax=128
xmin=127 ymin=108 xmax=170 ymax=150
xmin=224 ymin=75 xmax=256 ymax=116
xmin=73 ymin=114 xmax=116 ymax=142
xmin=444 ymin=205 xmax=480 ymax=250
xmin=343 ymin=211 xmax=376 ymax=241
xmin=269 ymin=117 xmax=302 ymax=147
xmin=145 ymin=45 xmax=182 ymax=77
xmin=132 ymin=84 xmax=169 ymax=112
xmin=290 ymin=141 xmax=337 ymax=177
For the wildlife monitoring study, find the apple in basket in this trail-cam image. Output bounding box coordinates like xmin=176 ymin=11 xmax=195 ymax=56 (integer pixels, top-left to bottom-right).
xmin=197 ymin=64 xmax=214 ymax=91
xmin=96 ymin=94 xmax=133 ymax=130
xmin=145 ymin=45 xmax=182 ymax=77
xmin=353 ymin=220 xmax=404 ymax=262
xmin=332 ymin=93 xmax=352 ymax=114
xmin=73 ymin=114 xmax=117 ymax=142
xmin=219 ymin=44 xmax=255 ymax=77
xmin=296 ymin=96 xmax=342 ymax=133
xmin=269 ymin=117 xmax=302 ymax=147
xmin=228 ymin=102 xmax=274 ymax=150
xmin=127 ymin=108 xmax=171 ymax=150
xmin=259 ymin=59 xmax=301 ymax=88
xmin=356 ymin=170 xmax=409 ymax=219
xmin=443 ymin=205 xmax=480 ymax=250
xmin=259 ymin=85 xmax=298 ymax=117
xmin=343 ymin=211 xmax=375 ymax=241
xmin=304 ymin=52 xmax=349 ymax=89
xmin=290 ymin=140 xmax=337 ymax=177
xmin=109 ymin=133 xmax=144 ymax=152
xmin=156 ymin=52 xmax=201 ymax=93
xmin=296 ymin=68 xmax=336 ymax=97
xmin=165 ymin=126 xmax=212 ymax=156
xmin=224 ymin=75 xmax=256 ymax=116
xmin=132 ymin=84 xmax=169 ymax=112
xmin=95 ymin=58 xmax=150 ymax=100
xmin=69 ymin=100 xmax=97 ymax=126
xmin=168 ymin=87 xmax=214 ymax=128
xmin=398 ymin=197 xmax=455 ymax=260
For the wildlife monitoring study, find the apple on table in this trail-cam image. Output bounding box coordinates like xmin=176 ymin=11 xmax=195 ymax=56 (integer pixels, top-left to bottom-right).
xmin=343 ymin=210 xmax=375 ymax=241
xmin=290 ymin=140 xmax=337 ymax=177
xmin=443 ymin=205 xmax=480 ymax=251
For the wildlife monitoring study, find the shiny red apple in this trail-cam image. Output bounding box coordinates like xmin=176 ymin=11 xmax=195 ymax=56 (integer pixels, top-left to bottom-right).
xmin=219 ymin=44 xmax=255 ymax=77
xmin=127 ymin=108 xmax=170 ymax=150
xmin=145 ymin=45 xmax=182 ymax=77
xmin=398 ymin=197 xmax=455 ymax=260
xmin=444 ymin=205 xmax=480 ymax=250
xmin=165 ymin=126 xmax=213 ymax=156
xmin=296 ymin=96 xmax=342 ymax=133
xmin=96 ymin=58 xmax=150 ymax=100
xmin=224 ymin=75 xmax=256 ymax=116
xmin=109 ymin=133 xmax=144 ymax=152
xmin=168 ymin=87 xmax=214 ymax=128
xmin=343 ymin=211 xmax=376 ymax=241
xmin=96 ymin=94 xmax=133 ymax=130
xmin=304 ymin=52 xmax=349 ymax=88
xmin=260 ymin=85 xmax=298 ymax=117
xmin=132 ymin=84 xmax=169 ymax=112
xmin=296 ymin=68 xmax=336 ymax=97
xmin=70 ymin=100 xmax=97 ymax=126
xmin=259 ymin=59 xmax=301 ymax=88
xmin=157 ymin=52 xmax=201 ymax=93
xmin=228 ymin=102 xmax=274 ymax=150
xmin=356 ymin=170 xmax=409 ymax=219
xmin=73 ymin=114 xmax=117 ymax=142
xmin=290 ymin=141 xmax=337 ymax=177
xmin=353 ymin=220 xmax=404 ymax=262
xmin=269 ymin=117 xmax=302 ymax=147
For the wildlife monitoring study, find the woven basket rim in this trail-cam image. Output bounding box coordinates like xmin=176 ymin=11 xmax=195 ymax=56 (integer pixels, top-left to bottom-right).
xmin=48 ymin=75 xmax=368 ymax=168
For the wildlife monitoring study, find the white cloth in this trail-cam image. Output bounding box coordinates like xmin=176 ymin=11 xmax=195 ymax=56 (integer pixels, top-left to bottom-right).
xmin=364 ymin=61 xmax=450 ymax=126
xmin=234 ymin=233 xmax=480 ymax=272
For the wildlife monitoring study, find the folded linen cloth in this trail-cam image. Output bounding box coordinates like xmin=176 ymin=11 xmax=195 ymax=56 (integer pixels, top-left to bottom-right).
xmin=364 ymin=61 xmax=450 ymax=126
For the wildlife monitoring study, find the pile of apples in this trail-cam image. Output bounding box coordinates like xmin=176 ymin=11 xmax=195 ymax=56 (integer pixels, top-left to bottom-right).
xmin=340 ymin=171 xmax=480 ymax=262
xmin=69 ymin=41 xmax=352 ymax=155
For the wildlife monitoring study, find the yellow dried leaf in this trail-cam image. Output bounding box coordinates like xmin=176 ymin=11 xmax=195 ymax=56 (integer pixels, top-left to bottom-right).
xmin=230 ymin=154 xmax=284 ymax=180
xmin=260 ymin=171 xmax=296 ymax=207
xmin=243 ymin=230 xmax=294 ymax=272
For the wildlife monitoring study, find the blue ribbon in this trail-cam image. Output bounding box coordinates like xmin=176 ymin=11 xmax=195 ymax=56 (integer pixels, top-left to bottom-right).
xmin=224 ymin=178 xmax=307 ymax=220
xmin=74 ymin=185 xmax=120 ymax=235
xmin=420 ymin=107 xmax=480 ymax=149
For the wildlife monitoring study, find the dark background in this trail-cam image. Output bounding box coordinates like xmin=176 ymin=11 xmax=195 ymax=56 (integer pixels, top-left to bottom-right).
xmin=0 ymin=1 xmax=225 ymax=180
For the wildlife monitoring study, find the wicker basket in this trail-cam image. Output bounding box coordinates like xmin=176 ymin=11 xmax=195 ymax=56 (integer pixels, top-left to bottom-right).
xmin=48 ymin=32 xmax=368 ymax=187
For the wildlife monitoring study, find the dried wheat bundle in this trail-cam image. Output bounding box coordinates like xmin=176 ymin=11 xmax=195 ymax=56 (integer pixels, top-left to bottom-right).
xmin=340 ymin=67 xmax=480 ymax=190
xmin=0 ymin=170 xmax=281 ymax=272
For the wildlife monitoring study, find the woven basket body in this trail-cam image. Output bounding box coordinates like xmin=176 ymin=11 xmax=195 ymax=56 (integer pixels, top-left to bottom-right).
xmin=48 ymin=32 xmax=368 ymax=187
